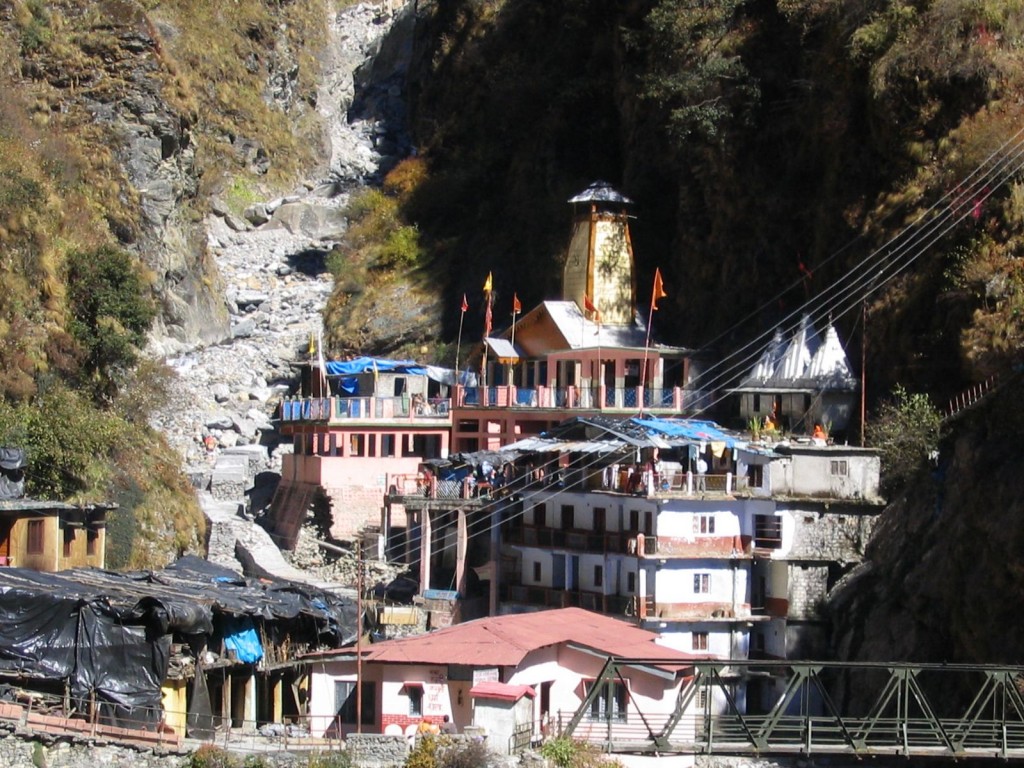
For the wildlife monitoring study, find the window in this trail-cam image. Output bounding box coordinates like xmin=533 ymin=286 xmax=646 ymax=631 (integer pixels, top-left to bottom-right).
xmin=693 ymin=573 xmax=710 ymax=594
xmin=408 ymin=685 xmax=424 ymax=717
xmin=629 ymin=509 xmax=640 ymax=533
xmin=27 ymin=520 xmax=44 ymax=555
xmin=695 ymin=514 xmax=715 ymax=534
xmin=692 ymin=632 xmax=709 ymax=651
xmin=350 ymin=434 xmax=365 ymax=457
xmin=533 ymin=562 xmax=542 ymax=582
xmin=594 ymin=565 xmax=603 ymax=588
xmin=533 ymin=506 xmax=546 ymax=527
xmin=63 ymin=527 xmax=74 ymax=558
xmin=754 ymin=515 xmax=782 ymax=549
xmin=586 ymin=680 xmax=628 ymax=722
xmin=626 ymin=571 xmax=636 ymax=592
xmin=593 ymin=507 xmax=606 ymax=531
xmin=562 ymin=505 xmax=575 ymax=530
xmin=335 ymin=681 xmax=375 ymax=725
xmin=87 ymin=527 xmax=99 ymax=556
xmin=830 ymin=459 xmax=849 ymax=476
xmin=381 ymin=434 xmax=396 ymax=458
xmin=747 ymin=464 xmax=763 ymax=487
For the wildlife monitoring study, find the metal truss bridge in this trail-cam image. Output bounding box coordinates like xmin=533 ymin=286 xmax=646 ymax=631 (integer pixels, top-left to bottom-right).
xmin=560 ymin=659 xmax=1024 ymax=760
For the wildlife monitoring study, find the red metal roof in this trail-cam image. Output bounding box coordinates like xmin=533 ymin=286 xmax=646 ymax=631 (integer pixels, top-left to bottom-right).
xmin=334 ymin=608 xmax=698 ymax=669
xmin=470 ymin=681 xmax=535 ymax=701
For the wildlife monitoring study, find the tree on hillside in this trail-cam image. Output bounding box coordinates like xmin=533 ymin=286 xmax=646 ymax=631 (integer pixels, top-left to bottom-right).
xmin=867 ymin=384 xmax=942 ymax=493
xmin=65 ymin=246 xmax=156 ymax=402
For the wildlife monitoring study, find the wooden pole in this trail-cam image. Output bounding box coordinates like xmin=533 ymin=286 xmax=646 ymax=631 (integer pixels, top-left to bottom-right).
xmin=356 ymin=540 xmax=363 ymax=733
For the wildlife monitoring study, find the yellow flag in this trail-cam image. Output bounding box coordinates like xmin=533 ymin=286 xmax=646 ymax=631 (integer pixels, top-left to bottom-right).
xmin=483 ymin=271 xmax=493 ymax=293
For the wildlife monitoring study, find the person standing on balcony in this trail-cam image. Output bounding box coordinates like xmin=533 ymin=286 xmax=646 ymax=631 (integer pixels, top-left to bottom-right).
xmin=696 ymin=455 xmax=708 ymax=493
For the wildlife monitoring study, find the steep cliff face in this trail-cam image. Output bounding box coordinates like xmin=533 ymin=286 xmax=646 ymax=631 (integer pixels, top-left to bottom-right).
xmin=0 ymin=0 xmax=332 ymax=566
xmin=399 ymin=0 xmax=1024 ymax=408
xmin=4 ymin=1 xmax=227 ymax=349
xmin=831 ymin=373 xmax=1024 ymax=666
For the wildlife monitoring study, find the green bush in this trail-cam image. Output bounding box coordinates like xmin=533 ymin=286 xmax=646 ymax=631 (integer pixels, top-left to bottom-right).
xmin=439 ymin=738 xmax=495 ymax=768
xmin=304 ymin=750 xmax=352 ymax=768
xmin=866 ymin=384 xmax=942 ymax=493
xmin=182 ymin=745 xmax=236 ymax=768
xmin=539 ymin=736 xmax=623 ymax=768
xmin=65 ymin=245 xmax=156 ymax=399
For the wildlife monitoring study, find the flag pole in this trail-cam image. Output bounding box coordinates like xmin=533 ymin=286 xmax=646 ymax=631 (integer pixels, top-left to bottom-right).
xmin=641 ymin=269 xmax=667 ymax=415
xmin=481 ymin=273 xmax=493 ymax=392
xmin=510 ymin=294 xmax=521 ymax=387
xmin=455 ymin=294 xmax=467 ymax=385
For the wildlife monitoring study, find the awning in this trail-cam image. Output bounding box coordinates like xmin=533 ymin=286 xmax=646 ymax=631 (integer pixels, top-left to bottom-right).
xmin=470 ymin=682 xmax=535 ymax=702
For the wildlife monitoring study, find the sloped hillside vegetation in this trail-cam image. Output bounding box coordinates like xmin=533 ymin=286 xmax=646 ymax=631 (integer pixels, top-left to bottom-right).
xmin=0 ymin=0 xmax=335 ymax=566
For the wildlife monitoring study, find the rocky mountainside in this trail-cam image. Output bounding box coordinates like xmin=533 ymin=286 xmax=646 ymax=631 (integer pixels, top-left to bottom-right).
xmin=831 ymin=371 xmax=1024 ymax=669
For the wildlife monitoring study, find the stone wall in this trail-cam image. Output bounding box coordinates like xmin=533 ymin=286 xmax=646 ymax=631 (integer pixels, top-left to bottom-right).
xmin=785 ymin=506 xmax=876 ymax=564
xmin=346 ymin=734 xmax=409 ymax=768
xmin=786 ymin=563 xmax=829 ymax=620
xmin=0 ymin=734 xmax=183 ymax=768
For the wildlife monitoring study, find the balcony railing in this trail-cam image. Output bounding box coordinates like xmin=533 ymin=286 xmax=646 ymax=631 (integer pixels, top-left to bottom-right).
xmin=502 ymin=584 xmax=631 ymax=615
xmin=458 ymin=384 xmax=683 ymax=411
xmin=279 ymin=384 xmax=718 ymax=425
xmin=505 ymin=525 xmax=636 ymax=554
xmin=279 ymin=395 xmax=451 ymax=423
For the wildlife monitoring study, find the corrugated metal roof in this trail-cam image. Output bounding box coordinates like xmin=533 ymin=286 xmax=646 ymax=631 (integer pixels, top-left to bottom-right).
xmin=484 ymin=337 xmax=520 ymax=361
xmin=344 ymin=608 xmax=697 ymax=670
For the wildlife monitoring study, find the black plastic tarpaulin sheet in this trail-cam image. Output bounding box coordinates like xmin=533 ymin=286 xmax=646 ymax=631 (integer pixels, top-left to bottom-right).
xmin=0 ymin=558 xmax=358 ymax=728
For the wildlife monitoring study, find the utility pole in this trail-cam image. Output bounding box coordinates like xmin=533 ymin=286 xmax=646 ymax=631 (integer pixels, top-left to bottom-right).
xmin=356 ymin=540 xmax=363 ymax=733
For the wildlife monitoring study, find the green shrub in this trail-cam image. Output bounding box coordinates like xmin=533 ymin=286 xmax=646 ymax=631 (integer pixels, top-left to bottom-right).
xmin=405 ymin=734 xmax=441 ymax=768
xmin=182 ymin=745 xmax=237 ymax=768
xmin=866 ymin=384 xmax=942 ymax=493
xmin=304 ymin=750 xmax=352 ymax=768
xmin=439 ymin=737 xmax=495 ymax=768
xmin=65 ymin=245 xmax=156 ymax=399
xmin=539 ymin=736 xmax=623 ymax=768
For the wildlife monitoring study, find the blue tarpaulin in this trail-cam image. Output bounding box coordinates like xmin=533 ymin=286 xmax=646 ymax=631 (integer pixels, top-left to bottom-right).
xmin=324 ymin=357 xmax=428 ymax=377
xmin=631 ymin=417 xmax=743 ymax=450
xmin=223 ymin=616 xmax=264 ymax=664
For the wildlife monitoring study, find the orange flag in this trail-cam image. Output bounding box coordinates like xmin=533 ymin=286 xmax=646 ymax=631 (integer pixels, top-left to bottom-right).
xmin=460 ymin=293 xmax=468 ymax=313
xmin=652 ymin=268 xmax=668 ymax=311
xmin=584 ymin=294 xmax=601 ymax=323
xmin=512 ymin=293 xmax=522 ymax=314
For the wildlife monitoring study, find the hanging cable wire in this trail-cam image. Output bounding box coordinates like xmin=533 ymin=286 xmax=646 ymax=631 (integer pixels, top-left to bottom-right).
xmin=682 ymin=126 xmax=1024 ymax=417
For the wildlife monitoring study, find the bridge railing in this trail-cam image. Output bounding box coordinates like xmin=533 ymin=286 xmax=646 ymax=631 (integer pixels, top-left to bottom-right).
xmin=559 ymin=658 xmax=1024 ymax=759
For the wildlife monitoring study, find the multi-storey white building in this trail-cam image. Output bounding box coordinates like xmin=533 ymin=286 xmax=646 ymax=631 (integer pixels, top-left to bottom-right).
xmin=490 ymin=416 xmax=883 ymax=686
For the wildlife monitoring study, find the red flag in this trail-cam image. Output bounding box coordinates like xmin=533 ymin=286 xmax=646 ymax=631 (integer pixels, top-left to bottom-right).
xmin=584 ymin=294 xmax=601 ymax=323
xmin=512 ymin=293 xmax=522 ymax=315
xmin=652 ymin=268 xmax=668 ymax=311
xmin=460 ymin=293 xmax=468 ymax=313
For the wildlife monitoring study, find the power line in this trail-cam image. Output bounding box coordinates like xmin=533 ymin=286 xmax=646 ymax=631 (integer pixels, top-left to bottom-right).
xmin=683 ymin=126 xmax=1024 ymax=416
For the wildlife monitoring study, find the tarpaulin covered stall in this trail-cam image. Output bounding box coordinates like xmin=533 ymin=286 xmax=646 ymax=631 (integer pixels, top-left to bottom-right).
xmin=0 ymin=557 xmax=357 ymax=731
